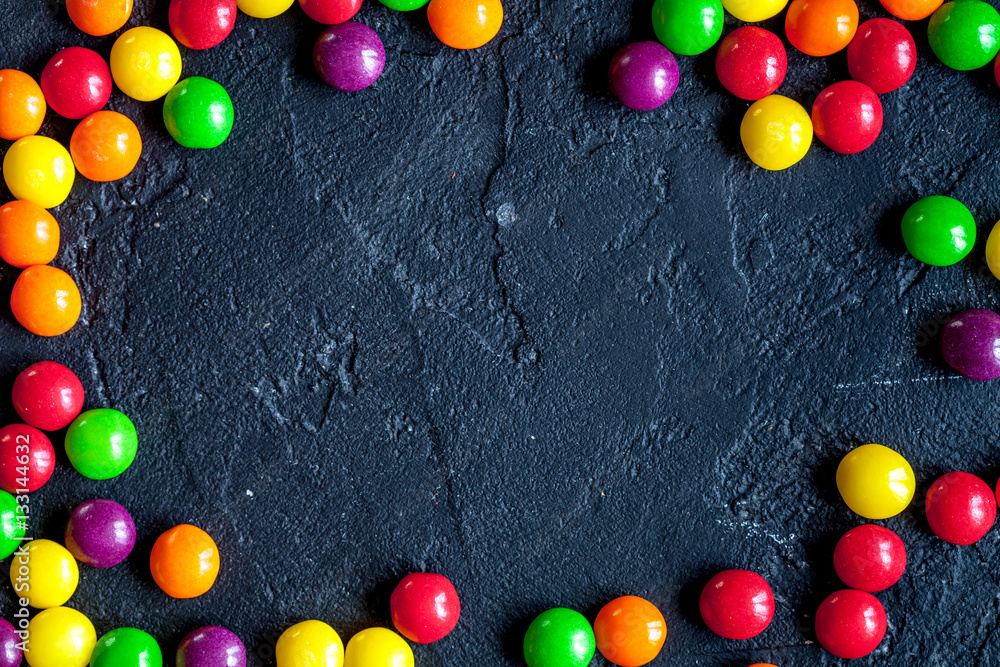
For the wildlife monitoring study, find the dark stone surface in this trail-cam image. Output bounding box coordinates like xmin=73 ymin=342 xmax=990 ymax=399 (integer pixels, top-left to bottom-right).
xmin=3 ymin=0 xmax=1000 ymax=664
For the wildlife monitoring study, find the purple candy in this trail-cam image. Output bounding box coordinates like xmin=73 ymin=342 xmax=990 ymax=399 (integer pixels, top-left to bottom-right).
xmin=177 ymin=626 xmax=246 ymax=667
xmin=64 ymin=499 xmax=136 ymax=568
xmin=0 ymin=619 xmax=21 ymax=667
xmin=608 ymin=41 xmax=680 ymax=111
xmin=314 ymin=22 xmax=385 ymax=92
xmin=941 ymin=309 xmax=1000 ymax=381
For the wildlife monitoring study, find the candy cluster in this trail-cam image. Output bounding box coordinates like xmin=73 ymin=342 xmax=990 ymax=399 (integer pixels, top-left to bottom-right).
xmin=606 ymin=0 xmax=1000 ymax=171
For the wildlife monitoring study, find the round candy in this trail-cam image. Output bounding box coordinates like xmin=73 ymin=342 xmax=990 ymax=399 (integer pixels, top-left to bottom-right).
xmin=65 ymin=499 xmax=136 ymax=568
xmin=3 ymin=136 xmax=75 ymax=209
xmin=699 ymin=570 xmax=774 ymax=640
xmin=836 ymin=443 xmax=915 ymax=520
xmin=314 ymin=23 xmax=386 ymax=92
xmin=880 ymin=0 xmax=940 ymax=20
xmin=0 ymin=619 xmax=23 ymax=667
xmin=169 ymin=0 xmax=237 ymax=49
xmin=0 ymin=200 xmax=60 ymax=268
xmin=11 ymin=539 xmax=79 ymax=609
xmin=0 ymin=70 xmax=46 ymax=141
xmin=238 ymin=0 xmax=295 ymax=17
xmin=941 ymin=309 xmax=1000 ymax=381
xmin=40 ymin=48 xmax=112 ymax=120
xmin=785 ymin=0 xmax=858 ymax=57
xmin=390 ymin=572 xmax=461 ymax=644
xmin=593 ymin=596 xmax=666 ymax=667
xmin=740 ymin=95 xmax=812 ymax=171
xmin=177 ymin=626 xmax=247 ymax=667
xmin=427 ymin=0 xmax=503 ymax=49
xmin=65 ymin=409 xmax=138 ymax=480
xmin=92 ymin=628 xmax=162 ymax=667
xmin=13 ymin=361 xmax=84 ymax=431
xmin=24 ymin=607 xmax=96 ymax=667
xmin=276 ymin=621 xmax=344 ymax=667
xmin=833 ymin=525 xmax=906 ymax=592
xmin=901 ymin=195 xmax=975 ymax=266
xmin=523 ymin=608 xmax=595 ymax=667
xmin=929 ymin=0 xmax=1000 ymax=71
xmin=722 ymin=0 xmax=788 ymax=22
xmin=652 ymin=0 xmax=723 ymax=56
xmin=67 ymin=0 xmax=133 ymax=35
xmin=376 ymin=0 xmax=428 ymax=9
xmin=815 ymin=590 xmax=886 ymax=659
xmin=986 ymin=221 xmax=1000 ymax=279
xmin=608 ymin=41 xmax=679 ymax=111
xmin=11 ymin=266 xmax=81 ymax=337
xmin=111 ymin=27 xmax=183 ymax=101
xmin=715 ymin=27 xmax=786 ymax=101
xmin=300 ymin=0 xmax=362 ymax=23
xmin=0 ymin=424 xmax=55 ymax=493
xmin=70 ymin=110 xmax=142 ymax=182
xmin=150 ymin=524 xmax=220 ymax=598
xmin=811 ymin=81 xmax=882 ymax=155
xmin=847 ymin=19 xmax=916 ymax=94
xmin=926 ymin=471 xmax=997 ymax=544
xmin=344 ymin=628 xmax=413 ymax=667
xmin=0 ymin=491 xmax=26 ymax=560
xmin=163 ymin=77 xmax=235 ymax=149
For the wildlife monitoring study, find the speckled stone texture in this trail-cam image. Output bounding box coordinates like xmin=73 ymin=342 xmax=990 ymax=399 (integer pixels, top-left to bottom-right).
xmin=3 ymin=0 xmax=1000 ymax=664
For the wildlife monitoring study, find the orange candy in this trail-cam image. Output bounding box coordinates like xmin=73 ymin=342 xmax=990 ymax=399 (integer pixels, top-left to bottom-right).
xmin=427 ymin=0 xmax=503 ymax=49
xmin=67 ymin=0 xmax=134 ymax=36
xmin=150 ymin=524 xmax=220 ymax=598
xmin=0 ymin=70 xmax=46 ymax=141
xmin=879 ymin=0 xmax=941 ymax=20
xmin=785 ymin=0 xmax=858 ymax=57
xmin=11 ymin=265 xmax=81 ymax=337
xmin=0 ymin=201 xmax=60 ymax=268
xmin=593 ymin=595 xmax=667 ymax=667
xmin=70 ymin=110 xmax=142 ymax=182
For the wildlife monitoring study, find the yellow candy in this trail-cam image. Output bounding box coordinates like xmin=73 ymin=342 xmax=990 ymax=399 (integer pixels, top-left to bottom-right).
xmin=837 ymin=443 xmax=915 ymax=520
xmin=237 ymin=0 xmax=296 ymax=18
xmin=25 ymin=607 xmax=96 ymax=667
xmin=110 ymin=27 xmax=182 ymax=102
xmin=11 ymin=539 xmax=79 ymax=609
xmin=740 ymin=95 xmax=813 ymax=171
xmin=723 ymin=0 xmax=789 ymax=21
xmin=276 ymin=620 xmax=344 ymax=667
xmin=985 ymin=220 xmax=1000 ymax=280
xmin=344 ymin=628 xmax=414 ymax=667
xmin=3 ymin=136 xmax=75 ymax=209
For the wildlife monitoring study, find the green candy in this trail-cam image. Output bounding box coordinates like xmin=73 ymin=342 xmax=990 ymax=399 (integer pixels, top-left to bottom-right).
xmin=65 ymin=409 xmax=138 ymax=480
xmin=163 ymin=77 xmax=235 ymax=149
xmin=92 ymin=628 xmax=162 ymax=667
xmin=376 ymin=0 xmax=430 ymax=9
xmin=928 ymin=0 xmax=1000 ymax=70
xmin=523 ymin=608 xmax=595 ymax=667
xmin=0 ymin=491 xmax=25 ymax=560
xmin=901 ymin=195 xmax=976 ymax=266
xmin=652 ymin=0 xmax=724 ymax=56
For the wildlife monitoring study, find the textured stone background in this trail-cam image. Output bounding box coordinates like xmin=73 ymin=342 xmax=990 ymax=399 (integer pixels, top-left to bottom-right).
xmin=3 ymin=0 xmax=1000 ymax=664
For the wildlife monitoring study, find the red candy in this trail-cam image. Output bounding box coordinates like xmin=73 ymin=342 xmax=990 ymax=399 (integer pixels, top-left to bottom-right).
xmin=39 ymin=47 xmax=112 ymax=120
xmin=926 ymin=471 xmax=997 ymax=545
xmin=833 ymin=524 xmax=906 ymax=592
xmin=12 ymin=361 xmax=85 ymax=432
xmin=390 ymin=572 xmax=461 ymax=644
xmin=715 ymin=27 xmax=787 ymax=101
xmin=299 ymin=0 xmax=362 ymax=23
xmin=169 ymin=0 xmax=238 ymax=50
xmin=699 ymin=569 xmax=774 ymax=640
xmin=815 ymin=590 xmax=886 ymax=659
xmin=811 ymin=81 xmax=882 ymax=154
xmin=847 ymin=18 xmax=916 ymax=94
xmin=0 ymin=424 xmax=55 ymax=494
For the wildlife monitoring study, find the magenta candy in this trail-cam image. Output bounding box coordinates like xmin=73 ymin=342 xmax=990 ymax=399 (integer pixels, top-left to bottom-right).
xmin=608 ymin=41 xmax=679 ymax=110
xmin=313 ymin=21 xmax=385 ymax=92
xmin=64 ymin=499 xmax=136 ymax=568
xmin=941 ymin=309 xmax=1000 ymax=381
xmin=177 ymin=626 xmax=246 ymax=667
xmin=0 ymin=620 xmax=21 ymax=667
